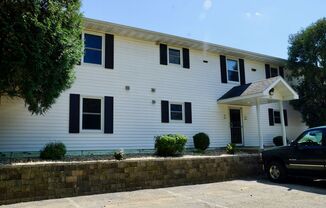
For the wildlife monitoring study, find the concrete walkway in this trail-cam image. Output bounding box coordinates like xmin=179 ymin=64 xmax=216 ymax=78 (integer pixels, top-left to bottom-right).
xmin=2 ymin=178 xmax=326 ymax=208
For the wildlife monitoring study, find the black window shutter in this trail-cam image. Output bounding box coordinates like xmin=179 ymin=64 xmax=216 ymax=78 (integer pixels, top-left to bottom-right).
xmin=220 ymin=55 xmax=227 ymax=83
xmin=239 ymin=58 xmax=246 ymax=85
xmin=185 ymin=102 xmax=192 ymax=124
xmin=268 ymin=108 xmax=274 ymax=126
xmin=105 ymin=34 xmax=114 ymax=69
xmin=283 ymin=109 xmax=288 ymax=126
xmin=161 ymin=100 xmax=169 ymax=123
xmin=265 ymin=64 xmax=271 ymax=79
xmin=160 ymin=44 xmax=167 ymax=65
xmin=104 ymin=96 xmax=114 ymax=133
xmin=182 ymin=48 xmax=190 ymax=69
xmin=279 ymin=66 xmax=284 ymax=78
xmin=69 ymin=94 xmax=80 ymax=133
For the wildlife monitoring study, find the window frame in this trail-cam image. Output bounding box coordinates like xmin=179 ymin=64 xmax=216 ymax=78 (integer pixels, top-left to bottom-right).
xmin=80 ymin=96 xmax=104 ymax=132
xmin=82 ymin=31 xmax=105 ymax=67
xmin=273 ymin=111 xmax=281 ymax=124
xmin=226 ymin=58 xmax=240 ymax=83
xmin=270 ymin=67 xmax=279 ymax=78
xmin=168 ymin=47 xmax=183 ymax=66
xmin=296 ymin=129 xmax=325 ymax=147
xmin=169 ymin=102 xmax=184 ymax=122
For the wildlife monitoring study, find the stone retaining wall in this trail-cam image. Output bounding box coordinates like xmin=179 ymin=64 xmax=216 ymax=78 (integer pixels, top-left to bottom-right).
xmin=0 ymin=154 xmax=262 ymax=205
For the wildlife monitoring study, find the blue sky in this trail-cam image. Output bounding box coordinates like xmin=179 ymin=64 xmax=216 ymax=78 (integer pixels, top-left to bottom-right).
xmin=81 ymin=0 xmax=326 ymax=58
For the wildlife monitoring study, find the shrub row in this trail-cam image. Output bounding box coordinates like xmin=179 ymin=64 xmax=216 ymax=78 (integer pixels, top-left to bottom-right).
xmin=154 ymin=132 xmax=212 ymax=156
xmin=155 ymin=134 xmax=188 ymax=156
xmin=41 ymin=132 xmax=258 ymax=160
xmin=37 ymin=133 xmax=289 ymax=160
xmin=193 ymin=132 xmax=210 ymax=151
xmin=40 ymin=142 xmax=66 ymax=160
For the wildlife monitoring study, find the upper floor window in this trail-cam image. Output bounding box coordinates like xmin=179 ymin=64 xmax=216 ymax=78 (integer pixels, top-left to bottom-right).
xmin=170 ymin=103 xmax=183 ymax=121
xmin=227 ymin=59 xmax=239 ymax=82
xmin=84 ymin=33 xmax=102 ymax=65
xmin=168 ymin=48 xmax=181 ymax=65
xmin=82 ymin=98 xmax=102 ymax=130
xmin=271 ymin=67 xmax=279 ymax=77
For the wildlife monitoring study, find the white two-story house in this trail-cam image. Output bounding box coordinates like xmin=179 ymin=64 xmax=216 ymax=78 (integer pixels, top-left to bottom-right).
xmin=0 ymin=18 xmax=307 ymax=155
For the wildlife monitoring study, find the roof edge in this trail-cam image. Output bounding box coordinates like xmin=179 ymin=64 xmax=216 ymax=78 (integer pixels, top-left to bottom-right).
xmin=83 ymin=17 xmax=286 ymax=65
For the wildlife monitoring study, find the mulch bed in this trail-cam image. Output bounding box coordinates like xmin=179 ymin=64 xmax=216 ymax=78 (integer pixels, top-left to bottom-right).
xmin=0 ymin=148 xmax=259 ymax=165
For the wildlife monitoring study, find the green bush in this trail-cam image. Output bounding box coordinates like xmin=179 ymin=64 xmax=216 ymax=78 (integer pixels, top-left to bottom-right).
xmin=40 ymin=142 xmax=66 ymax=160
xmin=193 ymin=132 xmax=210 ymax=151
xmin=155 ymin=134 xmax=187 ymax=156
xmin=113 ymin=150 xmax=125 ymax=160
xmin=226 ymin=143 xmax=236 ymax=154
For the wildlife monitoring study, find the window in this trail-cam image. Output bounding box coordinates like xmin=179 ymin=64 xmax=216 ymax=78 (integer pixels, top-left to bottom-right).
xmin=274 ymin=111 xmax=281 ymax=124
xmin=83 ymin=33 xmax=102 ymax=65
xmin=227 ymin=59 xmax=239 ymax=82
xmin=271 ymin=67 xmax=278 ymax=77
xmin=82 ymin=98 xmax=102 ymax=130
xmin=170 ymin=103 xmax=183 ymax=121
xmin=297 ymin=130 xmax=324 ymax=146
xmin=168 ymin=48 xmax=181 ymax=65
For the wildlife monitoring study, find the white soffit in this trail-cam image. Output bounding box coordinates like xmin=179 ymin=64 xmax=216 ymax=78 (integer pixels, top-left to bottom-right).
xmin=83 ymin=18 xmax=286 ymax=65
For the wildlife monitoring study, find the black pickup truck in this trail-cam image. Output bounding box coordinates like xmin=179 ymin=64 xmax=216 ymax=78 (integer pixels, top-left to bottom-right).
xmin=262 ymin=126 xmax=326 ymax=182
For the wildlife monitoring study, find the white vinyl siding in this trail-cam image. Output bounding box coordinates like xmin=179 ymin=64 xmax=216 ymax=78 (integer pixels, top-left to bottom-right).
xmin=0 ymin=34 xmax=307 ymax=152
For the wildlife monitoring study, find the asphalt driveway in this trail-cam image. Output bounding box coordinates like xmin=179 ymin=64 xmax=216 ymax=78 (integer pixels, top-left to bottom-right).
xmin=2 ymin=177 xmax=326 ymax=208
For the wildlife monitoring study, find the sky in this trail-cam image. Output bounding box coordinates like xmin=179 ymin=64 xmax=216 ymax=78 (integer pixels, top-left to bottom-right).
xmin=81 ymin=0 xmax=326 ymax=59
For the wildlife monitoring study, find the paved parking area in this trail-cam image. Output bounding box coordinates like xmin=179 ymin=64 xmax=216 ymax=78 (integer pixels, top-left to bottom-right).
xmin=2 ymin=178 xmax=326 ymax=208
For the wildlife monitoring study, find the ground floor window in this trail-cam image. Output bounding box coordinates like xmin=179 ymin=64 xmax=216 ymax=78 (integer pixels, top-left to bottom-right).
xmin=273 ymin=111 xmax=281 ymax=124
xmin=170 ymin=103 xmax=183 ymax=121
xmin=82 ymin=98 xmax=102 ymax=130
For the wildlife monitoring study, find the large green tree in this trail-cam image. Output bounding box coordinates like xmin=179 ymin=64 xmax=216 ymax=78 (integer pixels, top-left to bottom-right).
xmin=288 ymin=18 xmax=326 ymax=127
xmin=0 ymin=0 xmax=83 ymax=114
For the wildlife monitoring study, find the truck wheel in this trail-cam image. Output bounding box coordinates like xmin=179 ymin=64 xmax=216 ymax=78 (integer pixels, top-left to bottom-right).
xmin=266 ymin=161 xmax=287 ymax=182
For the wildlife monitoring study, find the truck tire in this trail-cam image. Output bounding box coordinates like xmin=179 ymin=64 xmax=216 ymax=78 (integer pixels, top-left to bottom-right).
xmin=266 ymin=161 xmax=287 ymax=182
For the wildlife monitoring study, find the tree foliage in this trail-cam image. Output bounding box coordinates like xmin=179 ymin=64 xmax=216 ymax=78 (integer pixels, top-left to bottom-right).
xmin=0 ymin=0 xmax=83 ymax=114
xmin=287 ymin=18 xmax=326 ymax=127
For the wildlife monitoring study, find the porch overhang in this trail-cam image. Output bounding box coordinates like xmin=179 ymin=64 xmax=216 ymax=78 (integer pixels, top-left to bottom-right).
xmin=217 ymin=76 xmax=299 ymax=106
xmin=217 ymin=76 xmax=299 ymax=150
